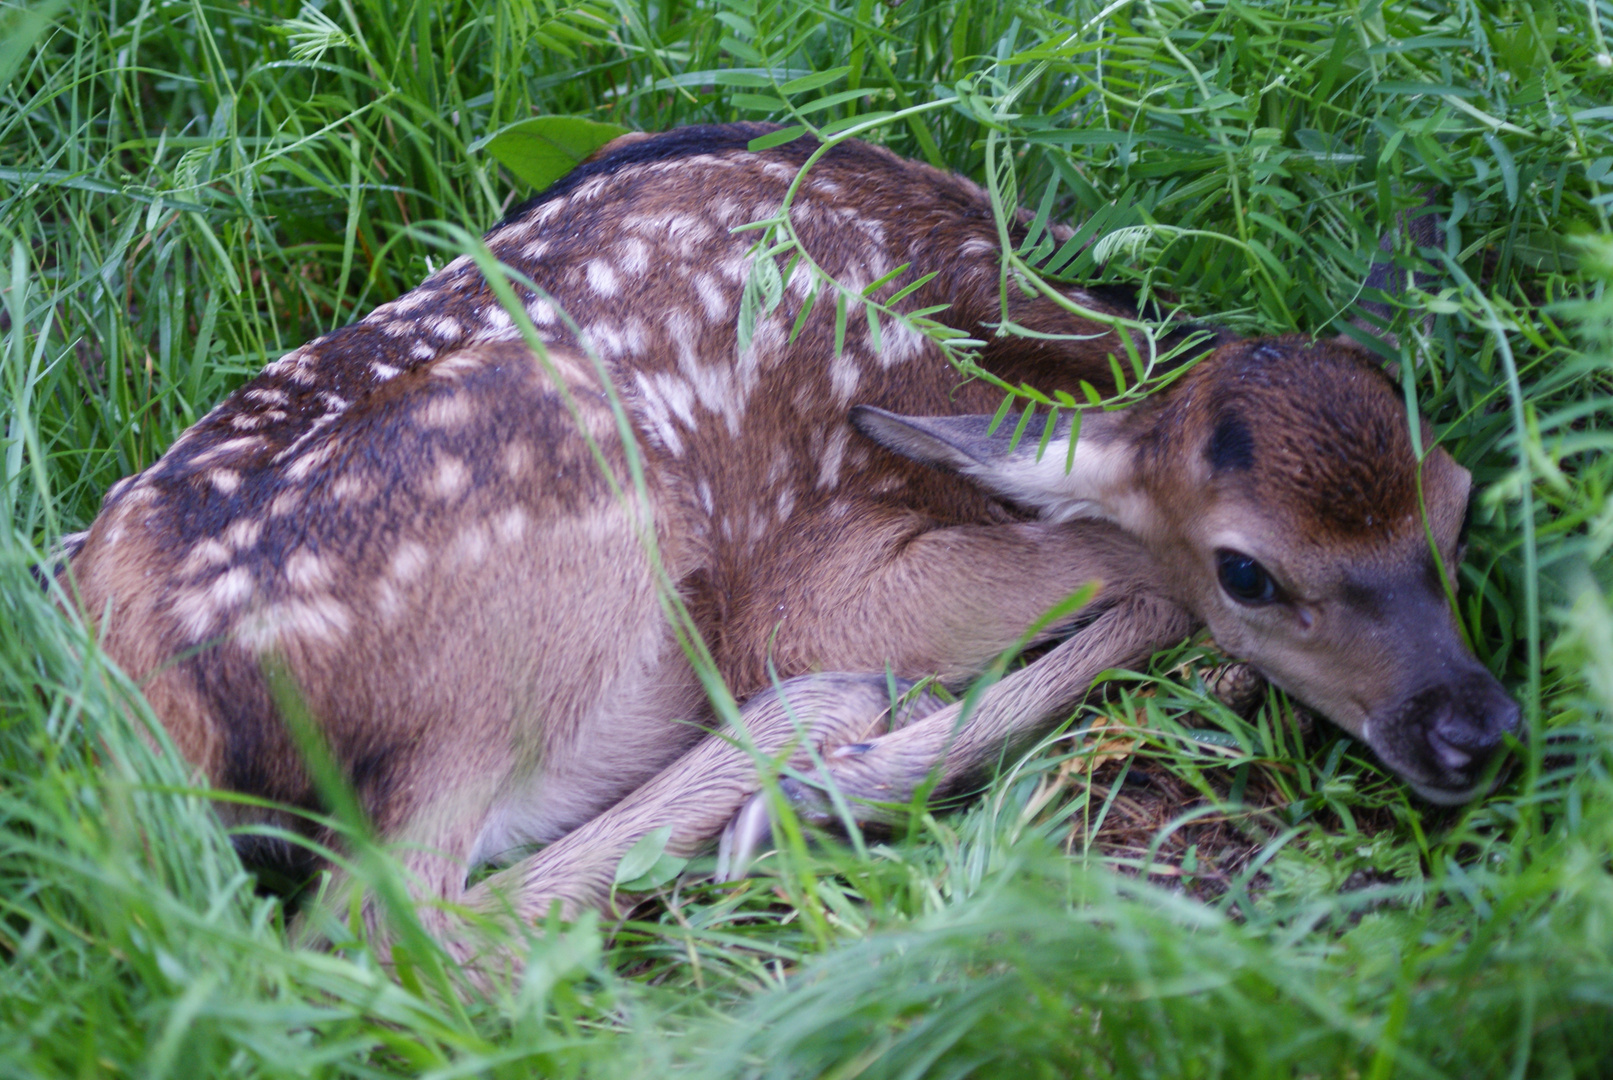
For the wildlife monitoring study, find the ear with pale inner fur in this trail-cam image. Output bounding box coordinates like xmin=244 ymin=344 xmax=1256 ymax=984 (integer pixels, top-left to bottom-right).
xmin=848 ymin=405 xmax=1131 ymax=525
xmin=847 ymin=406 xmax=1020 ymax=472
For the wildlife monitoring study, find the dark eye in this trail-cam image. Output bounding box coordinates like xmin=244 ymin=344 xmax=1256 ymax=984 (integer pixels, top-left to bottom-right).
xmin=1217 ymin=549 xmax=1278 ymax=605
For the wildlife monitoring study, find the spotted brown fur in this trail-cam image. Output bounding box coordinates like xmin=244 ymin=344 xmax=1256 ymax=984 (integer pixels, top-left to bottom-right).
xmin=64 ymin=124 xmax=1516 ymax=969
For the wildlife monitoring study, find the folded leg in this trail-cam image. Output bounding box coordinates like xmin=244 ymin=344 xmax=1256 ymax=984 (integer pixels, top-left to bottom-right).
xmin=439 ymin=672 xmax=942 ymax=960
xmin=723 ymin=591 xmax=1195 ymax=869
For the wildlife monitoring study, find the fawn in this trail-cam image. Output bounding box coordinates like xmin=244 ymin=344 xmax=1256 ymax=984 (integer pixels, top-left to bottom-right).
xmin=62 ymin=123 xmax=1517 ymax=962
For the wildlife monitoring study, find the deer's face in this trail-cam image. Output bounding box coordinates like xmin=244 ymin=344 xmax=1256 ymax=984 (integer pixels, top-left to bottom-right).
xmin=850 ymin=337 xmax=1521 ymax=804
xmin=1172 ymin=428 xmax=1516 ymax=803
xmin=1138 ymin=339 xmax=1519 ymax=803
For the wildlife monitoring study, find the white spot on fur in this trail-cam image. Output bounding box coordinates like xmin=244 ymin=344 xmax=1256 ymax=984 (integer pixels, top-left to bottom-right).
xmin=960 ymin=237 xmax=996 ymax=259
xmin=854 ymin=217 xmax=888 ymax=247
xmin=375 ymin=580 xmax=404 ymax=623
xmin=422 ymin=394 xmax=472 ymax=428
xmin=389 ymin=290 xmax=432 ymax=315
xmin=431 ymin=351 xmax=483 ymax=380
xmin=210 ymin=566 xmax=254 ymax=609
xmin=494 ymin=507 xmax=528 ymax=545
xmin=766 ymin=445 xmax=792 ymax=487
xmin=829 ymin=349 xmax=861 ymax=403
xmin=285 ymin=440 xmax=335 ymax=481
xmin=816 ymin=426 xmax=849 ymax=490
xmin=503 ymin=442 xmax=530 ymax=477
xmin=245 ymin=387 xmax=289 ymax=406
xmin=451 ymin=522 xmax=490 ymax=566
xmin=880 ymin=318 xmax=927 ymax=368
xmin=571 ymin=176 xmax=609 ymax=203
xmin=223 ymin=518 xmax=263 ymax=551
xmin=433 ymin=454 xmax=470 ymax=498
xmin=788 ymin=265 xmax=814 ymax=301
xmin=193 ymin=436 xmax=265 ymax=465
xmin=586 ymin=260 xmax=620 ymax=297
xmin=622 ymin=317 xmax=649 ymax=356
xmin=696 ymin=479 xmax=714 ymax=516
xmin=527 ymin=297 xmax=558 ymax=326
xmin=411 ymin=342 xmax=435 ymax=360
xmin=390 ymin=541 xmax=430 ymax=583
xmin=180 ymin=539 xmax=232 ymax=578
xmin=209 ymin=469 xmax=241 ymax=494
xmin=695 ymin=273 xmax=729 ymax=322
xmin=634 ymin=371 xmax=694 ymax=456
xmin=236 ymin=596 xmax=351 ymax=652
xmin=585 ymin=322 xmax=626 ymax=358
xmin=372 ymin=362 xmax=401 ymax=380
xmin=285 ymin=549 xmax=333 ymax=591
xmin=171 ymin=588 xmax=220 ymax=639
xmin=529 ymin=200 xmax=564 ymax=228
xmin=331 ymin=473 xmax=374 ymax=503
xmin=429 ymin=315 xmax=463 ymax=343
xmin=720 ymin=251 xmax=752 ymax=283
xmin=776 ymin=487 xmax=796 ymax=522
xmin=482 ymin=305 xmax=513 ymax=335
xmin=273 ymin=412 xmax=341 ymax=467
xmin=627 ymin=212 xmax=714 ymax=250
xmin=270 ymin=489 xmax=303 ymax=516
xmin=760 ymin=161 xmax=795 ymax=184
xmin=619 ymin=239 xmax=650 ymax=276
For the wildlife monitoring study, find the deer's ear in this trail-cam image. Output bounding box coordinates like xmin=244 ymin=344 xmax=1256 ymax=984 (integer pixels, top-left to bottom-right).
xmin=848 ymin=406 xmax=1022 ymax=473
xmin=849 ymin=405 xmax=1102 ymax=518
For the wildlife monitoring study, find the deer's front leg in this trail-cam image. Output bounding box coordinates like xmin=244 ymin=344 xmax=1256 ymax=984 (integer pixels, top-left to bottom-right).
xmin=453 ymin=673 xmax=943 ymax=949
xmin=723 ymin=591 xmax=1195 ymax=869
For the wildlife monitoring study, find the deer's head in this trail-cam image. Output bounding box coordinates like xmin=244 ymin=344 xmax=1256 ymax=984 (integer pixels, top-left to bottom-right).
xmin=851 ymin=336 xmax=1520 ymax=804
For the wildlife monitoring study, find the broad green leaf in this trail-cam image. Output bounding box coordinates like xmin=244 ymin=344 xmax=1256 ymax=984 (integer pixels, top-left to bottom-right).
xmin=733 ymin=93 xmax=787 ymax=113
xmin=615 ymin=826 xmax=674 ymax=886
xmin=478 ymin=116 xmax=632 ymax=194
xmin=617 ymin=852 xmax=690 ymax=892
xmin=748 ymin=125 xmax=809 ymax=151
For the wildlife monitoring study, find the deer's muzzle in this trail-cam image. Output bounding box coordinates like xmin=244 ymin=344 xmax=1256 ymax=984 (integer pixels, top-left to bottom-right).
xmin=1386 ymin=669 xmax=1522 ymax=805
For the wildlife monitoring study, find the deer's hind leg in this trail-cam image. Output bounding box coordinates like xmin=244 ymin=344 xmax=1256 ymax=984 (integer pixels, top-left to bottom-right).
xmin=404 ymin=674 xmax=943 ymax=974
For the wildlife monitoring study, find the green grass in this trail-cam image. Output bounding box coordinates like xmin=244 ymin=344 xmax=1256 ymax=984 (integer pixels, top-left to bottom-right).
xmin=3 ymin=0 xmax=1612 ymax=1075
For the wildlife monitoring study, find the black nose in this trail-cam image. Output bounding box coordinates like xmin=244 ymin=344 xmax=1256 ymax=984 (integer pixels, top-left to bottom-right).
xmin=1416 ymin=674 xmax=1521 ymax=779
